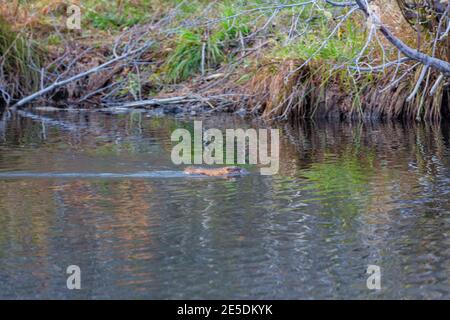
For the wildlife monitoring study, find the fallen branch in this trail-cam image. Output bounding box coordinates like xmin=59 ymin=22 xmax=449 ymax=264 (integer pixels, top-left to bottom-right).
xmin=109 ymin=96 xmax=196 ymax=108
xmin=406 ymin=65 xmax=429 ymax=102
xmin=106 ymin=94 xmax=246 ymax=109
xmin=429 ymin=74 xmax=444 ymax=96
xmin=10 ymin=41 xmax=154 ymax=110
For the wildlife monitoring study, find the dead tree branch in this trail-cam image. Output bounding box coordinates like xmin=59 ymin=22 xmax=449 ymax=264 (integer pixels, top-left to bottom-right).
xmin=353 ymin=0 xmax=450 ymax=76
xmin=10 ymin=41 xmax=154 ymax=110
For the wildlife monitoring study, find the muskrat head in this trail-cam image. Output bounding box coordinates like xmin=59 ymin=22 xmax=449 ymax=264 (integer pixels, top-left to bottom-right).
xmin=224 ymin=166 xmax=244 ymax=174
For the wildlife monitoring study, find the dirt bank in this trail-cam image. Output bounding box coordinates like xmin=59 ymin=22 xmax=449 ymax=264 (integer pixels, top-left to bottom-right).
xmin=2 ymin=1 xmax=450 ymax=122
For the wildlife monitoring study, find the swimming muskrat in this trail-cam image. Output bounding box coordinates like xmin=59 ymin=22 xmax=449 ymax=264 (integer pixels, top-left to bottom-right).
xmin=184 ymin=166 xmax=246 ymax=177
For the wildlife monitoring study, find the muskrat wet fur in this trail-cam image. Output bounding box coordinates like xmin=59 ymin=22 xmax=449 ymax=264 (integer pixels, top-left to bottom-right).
xmin=183 ymin=166 xmax=246 ymax=177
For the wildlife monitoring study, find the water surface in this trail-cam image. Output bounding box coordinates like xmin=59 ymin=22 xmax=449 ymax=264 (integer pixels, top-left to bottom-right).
xmin=0 ymin=110 xmax=449 ymax=299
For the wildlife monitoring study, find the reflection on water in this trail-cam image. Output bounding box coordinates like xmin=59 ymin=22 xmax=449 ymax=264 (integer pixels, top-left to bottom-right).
xmin=0 ymin=110 xmax=449 ymax=299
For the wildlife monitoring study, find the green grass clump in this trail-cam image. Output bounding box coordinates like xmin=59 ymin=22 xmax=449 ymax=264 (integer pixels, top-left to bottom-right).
xmin=215 ymin=3 xmax=251 ymax=41
xmin=164 ymin=3 xmax=251 ymax=83
xmin=165 ymin=29 xmax=224 ymax=83
xmin=86 ymin=11 xmax=149 ymax=30
xmin=276 ymin=17 xmax=365 ymax=63
xmin=0 ymin=17 xmax=42 ymax=103
xmin=84 ymin=0 xmax=154 ymax=30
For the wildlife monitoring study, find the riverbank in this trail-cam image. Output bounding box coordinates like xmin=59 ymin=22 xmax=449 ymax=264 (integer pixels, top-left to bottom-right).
xmin=1 ymin=1 xmax=449 ymax=121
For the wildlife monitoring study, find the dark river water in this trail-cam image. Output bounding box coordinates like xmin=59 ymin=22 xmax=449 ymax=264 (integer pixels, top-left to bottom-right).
xmin=0 ymin=109 xmax=449 ymax=299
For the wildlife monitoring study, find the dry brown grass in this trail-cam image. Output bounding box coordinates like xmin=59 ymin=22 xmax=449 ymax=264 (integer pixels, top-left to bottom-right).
xmin=238 ymin=56 xmax=445 ymax=121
